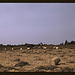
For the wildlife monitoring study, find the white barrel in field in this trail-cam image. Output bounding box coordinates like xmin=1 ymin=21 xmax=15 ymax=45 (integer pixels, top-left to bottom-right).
xmin=27 ymin=47 xmax=30 ymax=50
xmin=53 ymin=46 xmax=59 ymax=49
xmin=56 ymin=47 xmax=59 ymax=49
xmin=42 ymin=46 xmax=46 ymax=49
xmin=5 ymin=48 xmax=6 ymax=50
xmin=20 ymin=48 xmax=22 ymax=50
xmin=12 ymin=48 xmax=13 ymax=50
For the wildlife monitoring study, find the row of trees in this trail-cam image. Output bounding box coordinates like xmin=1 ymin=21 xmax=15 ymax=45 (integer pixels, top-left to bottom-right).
xmin=0 ymin=40 xmax=75 ymax=47
xmin=0 ymin=42 xmax=47 ymax=47
xmin=65 ymin=40 xmax=75 ymax=44
xmin=60 ymin=40 xmax=75 ymax=45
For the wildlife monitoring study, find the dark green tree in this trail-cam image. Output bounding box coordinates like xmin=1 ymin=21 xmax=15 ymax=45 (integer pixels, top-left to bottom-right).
xmin=70 ymin=41 xmax=75 ymax=44
xmin=65 ymin=40 xmax=68 ymax=45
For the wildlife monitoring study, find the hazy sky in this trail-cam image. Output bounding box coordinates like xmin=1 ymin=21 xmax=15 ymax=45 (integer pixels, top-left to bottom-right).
xmin=0 ymin=3 xmax=75 ymax=45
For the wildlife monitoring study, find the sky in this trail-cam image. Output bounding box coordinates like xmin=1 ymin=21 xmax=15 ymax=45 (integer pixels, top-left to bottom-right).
xmin=0 ymin=3 xmax=75 ymax=45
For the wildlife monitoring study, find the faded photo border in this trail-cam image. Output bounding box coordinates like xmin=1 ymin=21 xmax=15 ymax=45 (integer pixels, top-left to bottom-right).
xmin=0 ymin=0 xmax=75 ymax=3
xmin=0 ymin=0 xmax=75 ymax=75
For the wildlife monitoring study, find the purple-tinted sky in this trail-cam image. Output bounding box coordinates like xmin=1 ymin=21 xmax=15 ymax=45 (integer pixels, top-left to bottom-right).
xmin=0 ymin=3 xmax=75 ymax=45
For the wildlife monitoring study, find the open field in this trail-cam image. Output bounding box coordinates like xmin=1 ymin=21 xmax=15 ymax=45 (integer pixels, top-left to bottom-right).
xmin=0 ymin=45 xmax=75 ymax=72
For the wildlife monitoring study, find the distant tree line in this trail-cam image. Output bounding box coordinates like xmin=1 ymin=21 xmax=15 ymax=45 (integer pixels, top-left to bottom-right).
xmin=0 ymin=40 xmax=75 ymax=47
xmin=65 ymin=40 xmax=75 ymax=45
xmin=0 ymin=42 xmax=48 ymax=48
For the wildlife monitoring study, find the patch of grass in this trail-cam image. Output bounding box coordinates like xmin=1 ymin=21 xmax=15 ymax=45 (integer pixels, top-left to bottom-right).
xmin=22 ymin=51 xmax=26 ymax=53
xmin=36 ymin=65 xmax=57 ymax=71
xmin=69 ymin=55 xmax=75 ymax=57
xmin=16 ymin=55 xmax=22 ymax=56
xmin=35 ymin=58 xmax=43 ymax=60
xmin=73 ymin=68 xmax=75 ymax=72
xmin=63 ymin=52 xmax=66 ymax=54
xmin=61 ymin=67 xmax=73 ymax=72
xmin=68 ymin=61 xmax=75 ymax=63
xmin=36 ymin=65 xmax=50 ymax=70
xmin=60 ymin=55 xmax=64 ymax=57
xmin=14 ymin=58 xmax=20 ymax=62
xmin=0 ymin=67 xmax=8 ymax=72
xmin=0 ymin=64 xmax=4 ymax=68
xmin=14 ymin=61 xmax=29 ymax=67
xmin=57 ymin=50 xmax=63 ymax=52
xmin=49 ymin=65 xmax=57 ymax=70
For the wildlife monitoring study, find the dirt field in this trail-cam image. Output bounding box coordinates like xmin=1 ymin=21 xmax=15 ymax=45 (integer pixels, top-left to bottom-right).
xmin=0 ymin=48 xmax=75 ymax=72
